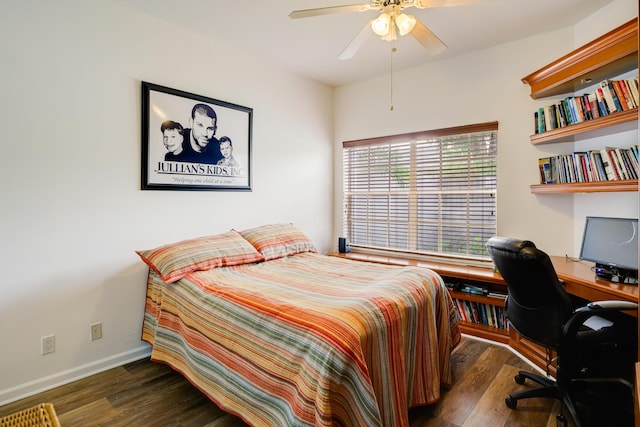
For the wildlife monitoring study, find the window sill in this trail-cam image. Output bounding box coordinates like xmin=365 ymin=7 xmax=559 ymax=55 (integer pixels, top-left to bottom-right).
xmin=329 ymin=251 xmax=504 ymax=285
xmin=345 ymin=246 xmax=494 ymax=269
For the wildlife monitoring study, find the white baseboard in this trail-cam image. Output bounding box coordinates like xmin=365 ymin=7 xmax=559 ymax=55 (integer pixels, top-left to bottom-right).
xmin=1 ymin=336 xmax=549 ymax=406
xmin=461 ymin=333 xmax=549 ymax=376
xmin=0 ymin=345 xmax=152 ymax=406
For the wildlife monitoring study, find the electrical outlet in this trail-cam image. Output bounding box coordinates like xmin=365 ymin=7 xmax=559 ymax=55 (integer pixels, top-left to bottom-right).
xmin=90 ymin=322 xmax=102 ymax=341
xmin=41 ymin=335 xmax=55 ymax=355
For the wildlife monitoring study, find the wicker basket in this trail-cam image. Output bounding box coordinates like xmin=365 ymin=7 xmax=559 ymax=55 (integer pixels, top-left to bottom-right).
xmin=0 ymin=403 xmax=60 ymax=427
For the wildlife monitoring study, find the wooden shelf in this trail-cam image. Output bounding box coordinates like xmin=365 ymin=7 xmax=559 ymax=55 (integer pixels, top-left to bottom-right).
xmin=449 ymin=290 xmax=506 ymax=306
xmin=530 ymin=108 xmax=638 ymax=145
xmin=523 ymin=18 xmax=639 ymax=195
xmin=530 ymin=179 xmax=638 ymax=193
xmin=450 ymin=290 xmax=508 ymax=342
xmin=459 ymin=322 xmax=509 ymax=344
xmin=522 ymin=18 xmax=638 ymax=99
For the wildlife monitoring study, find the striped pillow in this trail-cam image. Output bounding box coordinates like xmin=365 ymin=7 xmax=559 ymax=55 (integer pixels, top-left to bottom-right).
xmin=238 ymin=223 xmax=316 ymax=261
xmin=136 ymin=230 xmax=264 ymax=283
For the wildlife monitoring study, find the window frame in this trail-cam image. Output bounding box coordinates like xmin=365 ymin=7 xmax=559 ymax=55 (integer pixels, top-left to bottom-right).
xmin=342 ymin=121 xmax=498 ymax=265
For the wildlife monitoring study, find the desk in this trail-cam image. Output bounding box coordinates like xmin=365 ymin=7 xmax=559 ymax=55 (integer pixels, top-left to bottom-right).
xmin=331 ymin=251 xmax=639 ymax=303
xmin=551 ymin=255 xmax=638 ymax=303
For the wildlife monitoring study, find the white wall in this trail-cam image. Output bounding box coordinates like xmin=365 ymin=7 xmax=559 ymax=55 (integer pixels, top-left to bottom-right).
xmin=571 ymin=2 xmax=640 ymax=250
xmin=1 ymin=0 xmax=637 ymax=406
xmin=333 ymin=0 xmax=638 ymax=257
xmin=0 ymin=1 xmax=334 ymax=403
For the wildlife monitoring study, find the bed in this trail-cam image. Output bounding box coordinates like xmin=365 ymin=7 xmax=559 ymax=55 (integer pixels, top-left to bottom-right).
xmin=137 ymin=224 xmax=461 ymax=427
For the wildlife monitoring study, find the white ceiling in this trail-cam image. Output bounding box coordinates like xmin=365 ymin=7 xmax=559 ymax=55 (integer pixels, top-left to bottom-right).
xmin=112 ymin=0 xmax=615 ymax=87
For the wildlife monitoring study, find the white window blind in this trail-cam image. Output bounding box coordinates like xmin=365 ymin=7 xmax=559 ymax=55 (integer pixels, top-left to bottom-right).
xmin=342 ymin=122 xmax=498 ymax=260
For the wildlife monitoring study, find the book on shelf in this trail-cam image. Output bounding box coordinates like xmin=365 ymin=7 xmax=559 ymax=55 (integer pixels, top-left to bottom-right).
xmin=538 ymin=157 xmax=552 ymax=184
xmin=600 ymin=80 xmax=623 ymax=113
xmin=555 ymin=102 xmax=567 ymax=127
xmin=487 ymin=291 xmax=507 ymax=300
xmin=461 ymin=284 xmax=489 ymax=296
xmin=602 ymin=78 xmax=640 ymax=112
xmin=620 ymin=148 xmax=638 ymax=179
xmin=606 ymin=147 xmax=626 ymax=180
xmin=587 ymin=93 xmax=600 ymax=119
xmin=550 ymin=105 xmax=560 ymax=129
xmin=627 ymin=79 xmax=638 ymax=107
xmin=532 ymin=77 xmax=638 ymax=134
xmin=599 ymin=149 xmax=618 ymax=180
xmin=445 ymin=281 xmax=490 ymax=296
xmin=572 ymin=152 xmax=588 ymax=182
xmin=625 ymin=148 xmax=639 ymax=178
xmin=610 ymin=147 xmax=638 ymax=180
xmin=576 ymin=96 xmax=588 ymax=121
xmin=539 ymin=145 xmax=638 ymax=184
xmin=595 ymin=87 xmax=610 ymax=117
xmin=614 ymin=80 xmax=633 ymax=110
xmin=621 ymin=79 xmax=638 ymax=109
xmin=544 ymin=105 xmax=553 ymax=131
xmin=536 ymin=108 xmax=545 ymax=134
xmin=592 ymin=151 xmax=607 ymax=181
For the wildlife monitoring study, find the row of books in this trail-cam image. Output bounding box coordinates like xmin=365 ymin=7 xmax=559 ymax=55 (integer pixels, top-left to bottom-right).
xmin=452 ymin=298 xmax=508 ymax=330
xmin=538 ymin=145 xmax=639 ymax=184
xmin=533 ymin=77 xmax=639 ymax=134
xmin=445 ymin=282 xmax=489 ymax=296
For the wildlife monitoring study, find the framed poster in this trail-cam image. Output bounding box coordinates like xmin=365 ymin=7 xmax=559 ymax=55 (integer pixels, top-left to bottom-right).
xmin=141 ymin=81 xmax=252 ymax=191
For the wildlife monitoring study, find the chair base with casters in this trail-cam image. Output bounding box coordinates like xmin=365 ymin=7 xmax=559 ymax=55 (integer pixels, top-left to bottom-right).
xmin=505 ymin=370 xmax=581 ymax=427
xmin=505 ymin=370 xmax=634 ymax=426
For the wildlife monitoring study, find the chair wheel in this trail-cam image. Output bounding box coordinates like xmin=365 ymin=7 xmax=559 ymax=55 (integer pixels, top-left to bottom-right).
xmin=556 ymin=414 xmax=567 ymax=427
xmin=514 ymin=374 xmax=526 ymax=385
xmin=505 ymin=396 xmax=517 ymax=409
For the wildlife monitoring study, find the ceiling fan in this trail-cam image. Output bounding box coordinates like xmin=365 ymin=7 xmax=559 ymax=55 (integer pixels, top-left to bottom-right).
xmin=289 ymin=0 xmax=451 ymax=60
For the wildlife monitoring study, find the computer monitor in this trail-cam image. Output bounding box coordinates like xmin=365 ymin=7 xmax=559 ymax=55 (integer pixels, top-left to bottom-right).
xmin=579 ymin=216 xmax=638 ymax=283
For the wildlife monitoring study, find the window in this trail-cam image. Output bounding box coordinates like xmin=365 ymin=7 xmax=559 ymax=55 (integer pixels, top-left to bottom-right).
xmin=342 ymin=122 xmax=497 ymax=262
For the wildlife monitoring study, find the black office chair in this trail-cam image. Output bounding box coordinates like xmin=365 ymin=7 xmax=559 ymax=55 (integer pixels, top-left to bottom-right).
xmin=486 ymin=236 xmax=638 ymax=427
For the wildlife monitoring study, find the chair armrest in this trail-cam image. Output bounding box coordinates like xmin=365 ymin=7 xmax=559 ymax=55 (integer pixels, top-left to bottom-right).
xmin=585 ymin=301 xmax=638 ymax=311
xmin=562 ymin=300 xmax=638 ymax=344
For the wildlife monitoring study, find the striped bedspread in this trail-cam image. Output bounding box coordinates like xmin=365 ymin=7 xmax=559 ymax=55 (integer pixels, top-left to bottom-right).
xmin=142 ymin=252 xmax=460 ymax=426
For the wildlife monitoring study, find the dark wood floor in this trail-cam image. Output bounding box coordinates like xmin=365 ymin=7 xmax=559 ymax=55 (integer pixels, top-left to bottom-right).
xmin=1 ymin=337 xmax=627 ymax=426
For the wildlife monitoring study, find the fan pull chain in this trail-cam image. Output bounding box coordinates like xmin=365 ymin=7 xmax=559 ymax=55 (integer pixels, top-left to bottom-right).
xmin=390 ymin=45 xmax=396 ymax=111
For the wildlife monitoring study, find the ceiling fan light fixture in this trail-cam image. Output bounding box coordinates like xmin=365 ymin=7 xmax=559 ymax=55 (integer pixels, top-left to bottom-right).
xmin=395 ymin=13 xmax=416 ymax=36
xmin=371 ymin=12 xmax=391 ymax=36
xmin=381 ymin=20 xmax=397 ymax=41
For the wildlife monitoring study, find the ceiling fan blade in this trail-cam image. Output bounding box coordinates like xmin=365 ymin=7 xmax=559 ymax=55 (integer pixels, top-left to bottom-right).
xmin=339 ymin=21 xmax=373 ymax=60
xmin=414 ymin=0 xmax=485 ymax=8
xmin=289 ymin=4 xmax=372 ymax=19
xmin=410 ymin=19 xmax=447 ymax=54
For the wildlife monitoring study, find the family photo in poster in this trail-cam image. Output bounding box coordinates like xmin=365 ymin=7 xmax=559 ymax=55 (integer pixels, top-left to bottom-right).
xmin=141 ymin=81 xmax=252 ymax=191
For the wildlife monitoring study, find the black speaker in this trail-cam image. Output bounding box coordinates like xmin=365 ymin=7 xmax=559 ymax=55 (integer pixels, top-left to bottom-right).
xmin=338 ymin=237 xmax=350 ymax=253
